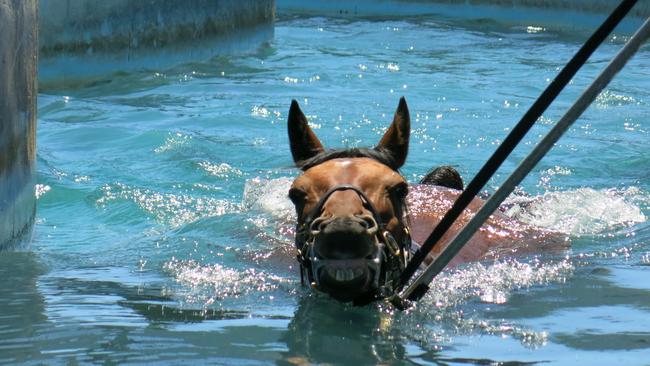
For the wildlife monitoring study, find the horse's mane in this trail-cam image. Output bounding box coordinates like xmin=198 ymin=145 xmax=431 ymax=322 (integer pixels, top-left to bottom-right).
xmin=297 ymin=147 xmax=399 ymax=171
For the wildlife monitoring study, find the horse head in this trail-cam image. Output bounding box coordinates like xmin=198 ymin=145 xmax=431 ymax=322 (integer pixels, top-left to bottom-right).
xmin=287 ymin=97 xmax=412 ymax=304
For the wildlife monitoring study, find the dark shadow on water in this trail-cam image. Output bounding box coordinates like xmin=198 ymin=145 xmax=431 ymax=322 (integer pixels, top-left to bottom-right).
xmin=40 ymin=274 xmax=251 ymax=325
xmin=120 ymin=300 xmax=249 ymax=324
xmin=276 ymin=295 xmax=550 ymax=365
xmin=277 ymin=295 xmax=414 ymax=365
xmin=0 ymin=252 xmax=47 ymax=364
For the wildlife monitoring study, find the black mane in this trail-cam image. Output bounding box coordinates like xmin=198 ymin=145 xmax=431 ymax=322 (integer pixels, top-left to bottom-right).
xmin=298 ymin=147 xmax=398 ymax=171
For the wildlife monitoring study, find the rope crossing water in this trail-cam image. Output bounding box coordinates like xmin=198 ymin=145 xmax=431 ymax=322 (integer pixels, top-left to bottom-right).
xmin=393 ymin=5 xmax=650 ymax=307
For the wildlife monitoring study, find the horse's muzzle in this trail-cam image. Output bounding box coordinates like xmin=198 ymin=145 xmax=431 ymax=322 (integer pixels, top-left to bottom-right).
xmin=311 ymin=215 xmax=378 ymax=260
xmin=308 ymin=215 xmax=382 ymax=301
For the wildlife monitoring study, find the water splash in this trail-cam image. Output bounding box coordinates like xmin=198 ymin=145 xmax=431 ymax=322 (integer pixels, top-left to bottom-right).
xmin=595 ymin=89 xmax=640 ymax=109
xmin=400 ymin=257 xmax=574 ymax=348
xmin=526 ymin=25 xmax=546 ymax=34
xmin=198 ymin=161 xmax=242 ymax=179
xmin=250 ymin=105 xmax=271 ymax=118
xmin=35 ymin=184 xmax=51 ymax=199
xmin=504 ymin=187 xmax=647 ymax=235
xmin=537 ymin=165 xmax=572 ymax=190
xmin=242 ymin=177 xmax=295 ymax=222
xmin=163 ymin=258 xmax=294 ymax=306
xmin=422 ymin=258 xmax=574 ymax=308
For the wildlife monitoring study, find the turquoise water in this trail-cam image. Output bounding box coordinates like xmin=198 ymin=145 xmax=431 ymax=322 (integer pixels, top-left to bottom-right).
xmin=3 ymin=13 xmax=650 ymax=365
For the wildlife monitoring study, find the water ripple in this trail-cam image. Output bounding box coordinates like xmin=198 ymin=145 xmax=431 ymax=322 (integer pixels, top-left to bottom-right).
xmin=97 ymin=183 xmax=239 ymax=228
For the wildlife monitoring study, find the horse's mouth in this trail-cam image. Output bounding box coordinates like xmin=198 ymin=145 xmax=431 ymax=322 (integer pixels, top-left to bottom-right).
xmin=324 ymin=267 xmax=366 ymax=281
xmin=315 ymin=259 xmax=376 ymax=301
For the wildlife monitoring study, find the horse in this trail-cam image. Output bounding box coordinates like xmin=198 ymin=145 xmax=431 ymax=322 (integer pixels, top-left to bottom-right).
xmin=287 ymin=97 xmax=567 ymax=304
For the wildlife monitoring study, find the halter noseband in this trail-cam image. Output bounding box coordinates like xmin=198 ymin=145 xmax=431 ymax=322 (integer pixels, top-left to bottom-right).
xmin=294 ymin=184 xmax=412 ymax=304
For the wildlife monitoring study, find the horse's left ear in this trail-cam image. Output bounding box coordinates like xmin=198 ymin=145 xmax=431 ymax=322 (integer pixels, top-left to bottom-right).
xmin=376 ymin=97 xmax=410 ymax=169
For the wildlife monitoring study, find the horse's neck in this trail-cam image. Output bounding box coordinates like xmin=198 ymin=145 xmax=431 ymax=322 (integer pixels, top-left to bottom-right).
xmin=406 ymin=184 xmax=508 ymax=266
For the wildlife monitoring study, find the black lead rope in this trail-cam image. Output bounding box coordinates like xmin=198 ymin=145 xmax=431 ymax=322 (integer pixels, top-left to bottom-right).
xmin=397 ymin=0 xmax=640 ymax=298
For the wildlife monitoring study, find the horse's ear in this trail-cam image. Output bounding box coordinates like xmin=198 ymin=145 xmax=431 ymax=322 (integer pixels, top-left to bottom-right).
xmin=288 ymin=99 xmax=324 ymax=168
xmin=376 ymin=97 xmax=410 ymax=169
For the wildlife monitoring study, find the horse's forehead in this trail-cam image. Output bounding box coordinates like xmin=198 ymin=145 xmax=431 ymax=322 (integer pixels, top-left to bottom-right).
xmin=309 ymin=158 xmax=396 ymax=177
xmin=294 ymin=158 xmax=403 ymax=194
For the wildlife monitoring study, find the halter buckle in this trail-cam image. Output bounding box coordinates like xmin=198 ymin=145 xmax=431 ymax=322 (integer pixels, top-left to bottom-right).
xmin=382 ymin=230 xmax=401 ymax=257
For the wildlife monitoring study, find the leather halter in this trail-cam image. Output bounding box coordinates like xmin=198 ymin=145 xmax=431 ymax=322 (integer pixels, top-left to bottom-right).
xmin=294 ymin=184 xmax=412 ymax=304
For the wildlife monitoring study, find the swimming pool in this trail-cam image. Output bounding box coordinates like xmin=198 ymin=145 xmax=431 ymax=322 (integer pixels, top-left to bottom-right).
xmin=3 ymin=10 xmax=650 ymax=365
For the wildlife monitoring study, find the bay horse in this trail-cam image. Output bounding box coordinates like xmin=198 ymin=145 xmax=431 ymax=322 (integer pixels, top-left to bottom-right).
xmin=287 ymin=97 xmax=567 ymax=304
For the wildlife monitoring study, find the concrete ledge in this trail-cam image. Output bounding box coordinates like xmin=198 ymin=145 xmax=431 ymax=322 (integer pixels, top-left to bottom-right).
xmin=39 ymin=0 xmax=275 ymax=85
xmin=278 ymin=0 xmax=648 ymax=32
xmin=40 ymin=0 xmax=275 ymax=56
xmin=39 ymin=23 xmax=273 ymax=89
xmin=0 ymin=0 xmax=38 ymax=251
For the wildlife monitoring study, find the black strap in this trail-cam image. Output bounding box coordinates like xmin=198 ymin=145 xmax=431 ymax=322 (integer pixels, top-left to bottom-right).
xmin=302 ymin=184 xmax=384 ymax=231
xmin=399 ymin=0 xmax=640 ymax=290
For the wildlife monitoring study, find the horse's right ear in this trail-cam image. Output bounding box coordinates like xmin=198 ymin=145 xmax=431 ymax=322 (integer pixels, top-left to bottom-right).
xmin=288 ymin=100 xmax=324 ymax=168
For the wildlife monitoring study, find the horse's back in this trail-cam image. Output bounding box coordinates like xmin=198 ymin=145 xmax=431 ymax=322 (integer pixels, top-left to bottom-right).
xmin=407 ymin=185 xmax=569 ymax=267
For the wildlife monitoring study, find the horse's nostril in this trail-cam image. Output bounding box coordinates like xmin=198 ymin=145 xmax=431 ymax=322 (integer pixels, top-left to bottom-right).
xmin=313 ymin=217 xmax=376 ymax=260
xmin=356 ymin=214 xmax=378 ymax=235
xmin=310 ymin=216 xmax=331 ymax=235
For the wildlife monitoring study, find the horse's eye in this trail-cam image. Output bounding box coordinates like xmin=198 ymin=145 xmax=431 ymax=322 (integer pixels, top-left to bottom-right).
xmin=390 ymin=183 xmax=408 ymax=200
xmin=288 ymin=188 xmax=307 ymax=205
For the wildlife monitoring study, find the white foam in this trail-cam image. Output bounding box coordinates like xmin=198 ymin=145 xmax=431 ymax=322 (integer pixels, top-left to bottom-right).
xmin=242 ymin=177 xmax=296 ymax=222
xmin=163 ymin=258 xmax=292 ymax=306
xmin=595 ymin=89 xmax=640 ymax=109
xmin=240 ymin=178 xmax=649 ymax=237
xmin=395 ymin=257 xmax=574 ymax=348
xmin=198 ymin=161 xmax=242 ymax=179
xmin=35 ymin=184 xmax=52 ymax=199
xmin=503 ymin=187 xmax=647 ymax=235
xmin=424 ymin=258 xmax=573 ymax=308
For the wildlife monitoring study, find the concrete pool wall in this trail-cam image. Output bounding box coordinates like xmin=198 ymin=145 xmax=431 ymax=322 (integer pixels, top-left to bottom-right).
xmin=39 ymin=0 xmax=276 ymax=85
xmin=0 ymin=0 xmax=38 ymax=250
xmin=278 ymin=0 xmax=649 ymax=31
